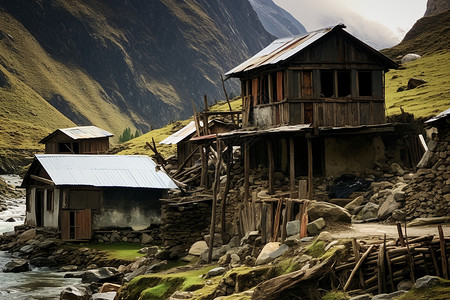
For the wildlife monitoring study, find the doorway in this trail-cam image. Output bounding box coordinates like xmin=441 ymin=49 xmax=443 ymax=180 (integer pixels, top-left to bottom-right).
xmin=35 ymin=189 xmax=45 ymax=227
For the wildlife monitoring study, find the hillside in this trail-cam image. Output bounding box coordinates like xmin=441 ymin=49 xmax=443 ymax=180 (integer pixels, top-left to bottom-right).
xmin=0 ymin=0 xmax=275 ymax=172
xmin=383 ymin=10 xmax=450 ymax=118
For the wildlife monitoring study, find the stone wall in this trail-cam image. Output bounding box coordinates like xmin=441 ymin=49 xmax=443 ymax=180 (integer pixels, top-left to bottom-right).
xmin=160 ymin=202 xmax=211 ymax=250
xmin=404 ymin=123 xmax=450 ymax=218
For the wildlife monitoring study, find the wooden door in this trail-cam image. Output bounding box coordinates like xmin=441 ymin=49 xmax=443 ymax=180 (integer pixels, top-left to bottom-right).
xmin=60 ymin=209 xmax=91 ymax=240
xmin=302 ymin=71 xmax=313 ymax=97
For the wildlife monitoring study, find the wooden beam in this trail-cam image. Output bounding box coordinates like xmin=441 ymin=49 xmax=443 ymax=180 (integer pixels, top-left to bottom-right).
xmin=306 ymin=136 xmax=313 ymax=199
xmin=244 ymin=142 xmax=250 ymax=203
xmin=289 ymin=137 xmax=295 ymax=198
xmin=438 ymin=225 xmax=448 ymax=279
xmin=204 ymin=94 xmax=209 ymax=136
xmin=30 ymin=175 xmax=54 ymax=186
xmin=344 ymin=245 xmax=375 ymax=291
xmin=221 ymin=145 xmax=232 ymax=235
xmin=267 ymin=138 xmax=274 ymax=194
xmin=208 ymin=137 xmax=222 ymax=263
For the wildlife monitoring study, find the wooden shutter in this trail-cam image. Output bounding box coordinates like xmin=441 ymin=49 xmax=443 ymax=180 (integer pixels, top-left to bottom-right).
xmin=75 ymin=209 xmax=92 ymax=240
xmin=276 ymin=72 xmax=284 ymax=101
xmin=60 ymin=210 xmax=70 ymax=240
xmin=302 ymin=71 xmax=313 ymax=97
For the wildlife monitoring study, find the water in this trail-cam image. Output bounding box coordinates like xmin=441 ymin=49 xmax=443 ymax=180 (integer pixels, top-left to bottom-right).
xmin=0 ymin=175 xmax=81 ymax=299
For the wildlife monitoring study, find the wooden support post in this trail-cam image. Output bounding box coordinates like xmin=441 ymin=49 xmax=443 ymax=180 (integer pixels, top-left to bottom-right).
xmin=429 ymin=246 xmax=441 ymax=277
xmin=377 ymin=236 xmax=386 ymax=294
xmin=220 ymin=74 xmax=236 ymax=128
xmin=244 ymin=142 xmax=250 ymax=203
xmin=281 ymin=200 xmax=292 ymax=243
xmin=386 ymin=251 xmax=395 ymax=292
xmin=289 ymin=137 xmax=295 ymax=198
xmin=267 ymin=138 xmax=274 ymax=195
xmin=208 ymin=138 xmax=222 ymax=263
xmin=203 ymin=94 xmax=209 ymax=135
xmin=300 ymin=202 xmax=308 ymax=238
xmin=221 ymin=145 xmax=232 ymax=235
xmin=344 ymin=245 xmax=375 ymax=291
xmin=404 ymin=222 xmax=416 ymax=283
xmin=261 ymin=203 xmax=267 ymax=244
xmin=397 ymin=222 xmax=406 ymax=247
xmin=352 ymin=238 xmax=366 ymax=289
xmin=306 ymin=135 xmax=313 ymax=199
xmin=438 ymin=224 xmax=448 ymax=279
xmin=272 ymin=199 xmax=283 ymax=242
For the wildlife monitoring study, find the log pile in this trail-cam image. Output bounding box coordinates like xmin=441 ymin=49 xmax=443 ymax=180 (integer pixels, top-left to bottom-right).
xmin=337 ymin=224 xmax=450 ymax=294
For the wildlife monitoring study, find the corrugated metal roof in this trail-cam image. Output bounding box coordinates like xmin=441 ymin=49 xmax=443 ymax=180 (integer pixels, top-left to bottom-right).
xmin=60 ymin=126 xmax=113 ymax=140
xmin=33 ymin=154 xmax=177 ymax=189
xmin=425 ymin=108 xmax=450 ymax=124
xmin=160 ymin=121 xmax=208 ymax=145
xmin=225 ymin=23 xmax=398 ymax=78
xmin=40 ymin=126 xmax=113 ymax=143
xmin=225 ymin=26 xmax=334 ymax=78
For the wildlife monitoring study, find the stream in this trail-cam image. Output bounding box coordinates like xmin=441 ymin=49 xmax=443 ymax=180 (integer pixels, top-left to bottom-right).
xmin=0 ymin=175 xmax=81 ymax=299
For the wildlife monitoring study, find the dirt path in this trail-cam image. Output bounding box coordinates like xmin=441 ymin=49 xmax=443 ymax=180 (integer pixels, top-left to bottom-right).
xmin=330 ymin=222 xmax=450 ymax=240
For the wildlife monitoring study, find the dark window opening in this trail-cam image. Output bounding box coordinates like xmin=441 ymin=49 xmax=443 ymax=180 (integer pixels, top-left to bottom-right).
xmin=320 ymin=71 xmax=334 ymax=97
xmin=260 ymin=75 xmax=269 ymax=104
xmin=26 ymin=190 xmax=31 ymax=212
xmin=271 ymin=73 xmax=278 ymax=101
xmin=337 ymin=71 xmax=351 ymax=97
xmin=304 ymin=103 xmax=313 ymax=124
xmin=58 ymin=142 xmax=80 ymax=154
xmin=46 ymin=189 xmax=54 ymax=211
xmin=358 ymin=71 xmax=372 ymax=96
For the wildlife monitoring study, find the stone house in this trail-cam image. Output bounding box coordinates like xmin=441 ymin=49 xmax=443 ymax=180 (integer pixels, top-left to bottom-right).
xmin=21 ymin=154 xmax=177 ymax=240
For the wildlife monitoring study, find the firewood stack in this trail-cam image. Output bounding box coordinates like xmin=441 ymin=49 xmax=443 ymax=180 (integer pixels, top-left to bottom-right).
xmin=337 ymin=224 xmax=449 ymax=294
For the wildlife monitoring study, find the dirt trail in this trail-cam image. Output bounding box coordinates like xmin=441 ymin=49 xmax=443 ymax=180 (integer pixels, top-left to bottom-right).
xmin=331 ymin=222 xmax=450 ymax=240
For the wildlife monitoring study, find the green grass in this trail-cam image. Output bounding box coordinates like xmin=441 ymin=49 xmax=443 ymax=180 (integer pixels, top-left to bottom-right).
xmin=67 ymin=242 xmax=145 ymax=261
xmin=385 ymin=51 xmax=450 ymax=119
xmin=118 ymin=265 xmax=218 ymax=300
xmin=113 ymin=98 xmax=242 ymax=158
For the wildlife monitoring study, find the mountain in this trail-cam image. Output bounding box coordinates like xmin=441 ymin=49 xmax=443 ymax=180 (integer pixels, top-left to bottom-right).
xmin=248 ymin=0 xmax=307 ymax=37
xmin=424 ymin=0 xmax=450 ymax=17
xmin=0 ymin=0 xmax=275 ymax=172
xmin=383 ymin=9 xmax=450 ymax=118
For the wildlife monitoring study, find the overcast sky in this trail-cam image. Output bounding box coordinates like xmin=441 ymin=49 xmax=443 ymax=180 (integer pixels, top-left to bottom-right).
xmin=273 ymin=0 xmax=427 ymax=49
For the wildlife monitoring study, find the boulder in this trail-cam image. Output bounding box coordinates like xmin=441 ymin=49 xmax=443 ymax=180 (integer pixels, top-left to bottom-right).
xmin=189 ymin=241 xmax=208 ymax=256
xmin=255 ymin=242 xmax=280 ymax=265
xmin=391 ymin=209 xmax=406 ymax=221
xmin=123 ymin=265 xmax=147 ymax=282
xmin=99 ymin=283 xmax=121 ymax=293
xmin=397 ymin=279 xmax=413 ymax=291
xmin=230 ymin=253 xmax=240 ymax=266
xmin=140 ymin=233 xmax=153 ymax=245
xmin=60 ymin=284 xmax=93 ymax=300
xmin=377 ymin=195 xmax=401 ymax=220
xmin=391 ymin=163 xmax=405 ymax=176
xmin=60 ymin=265 xmax=79 ymax=272
xmin=170 ymin=291 xmax=194 ymax=299
xmin=355 ymin=202 xmax=379 ymax=221
xmin=30 ymin=257 xmax=57 ymax=268
xmin=308 ymin=201 xmax=351 ymax=223
xmin=286 ymin=220 xmax=300 ymax=236
xmin=146 ymin=246 xmax=159 ymax=256
xmin=81 ymin=267 xmax=121 ymax=284
xmin=371 ymin=291 xmax=407 ymax=299
xmin=17 ymin=229 xmax=36 ymax=243
xmin=407 ymin=78 xmax=427 ymax=90
xmin=206 ymin=267 xmax=226 ymax=278
xmin=110 ymin=232 xmax=121 ymax=243
xmin=19 ymin=244 xmax=35 ymax=254
xmin=91 ymin=292 xmax=116 ymax=300
xmin=349 ymin=294 xmax=372 ymax=300
xmin=414 ymin=275 xmax=441 ymax=289
xmin=344 ymin=196 xmax=365 ymax=213
xmin=307 ymin=218 xmax=326 ymax=236
xmin=401 ymin=53 xmax=421 ymax=64
xmin=268 ymin=244 xmax=289 ymax=260
xmin=4 ymin=259 xmax=29 ymax=272
xmin=204 ymin=233 xmax=223 ymax=247
xmin=5 ymin=217 xmax=15 ymax=222
xmin=317 ymin=231 xmax=333 ymax=241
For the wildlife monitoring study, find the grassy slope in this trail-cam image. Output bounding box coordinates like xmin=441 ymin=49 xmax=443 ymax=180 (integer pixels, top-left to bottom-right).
xmin=0 ymin=9 xmax=140 ymax=151
xmin=114 ymin=98 xmax=242 ymax=158
xmin=383 ymin=10 xmax=450 ymax=118
xmin=385 ymin=51 xmax=450 ymax=118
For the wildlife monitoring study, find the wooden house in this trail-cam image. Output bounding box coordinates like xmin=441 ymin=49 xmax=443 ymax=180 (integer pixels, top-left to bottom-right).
xmin=39 ymin=126 xmax=113 ymax=154
xmin=21 ymin=154 xmax=177 ymax=240
xmin=225 ymin=24 xmax=398 ymax=128
xmin=215 ymin=24 xmax=415 ymax=201
xmin=160 ymin=119 xmax=235 ymax=167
